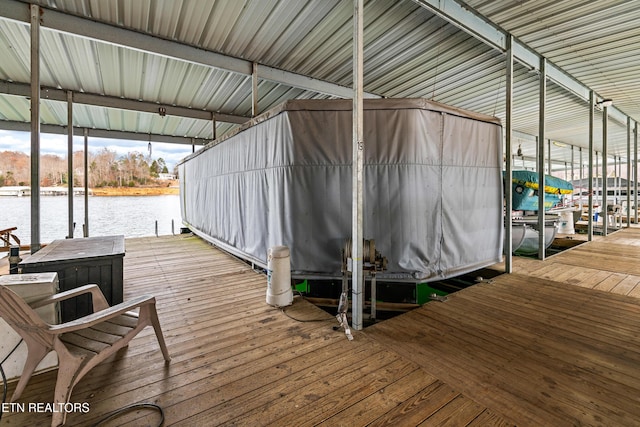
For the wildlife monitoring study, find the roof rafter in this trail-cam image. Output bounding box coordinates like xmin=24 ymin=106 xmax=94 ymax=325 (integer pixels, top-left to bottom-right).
xmin=411 ymin=0 xmax=631 ymax=127
xmin=1 ymin=0 xmax=380 ymax=100
xmin=0 ymin=79 xmax=249 ymax=124
xmin=2 ymin=119 xmax=206 ymax=146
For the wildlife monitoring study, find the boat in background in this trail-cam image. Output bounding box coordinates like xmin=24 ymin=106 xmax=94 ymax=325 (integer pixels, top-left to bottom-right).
xmin=506 ymin=171 xmax=574 ymax=255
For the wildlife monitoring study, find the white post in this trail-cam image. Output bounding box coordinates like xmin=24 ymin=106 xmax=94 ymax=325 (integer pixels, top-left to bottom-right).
xmin=351 ymin=0 xmax=365 ymax=330
xmin=537 ymin=58 xmax=546 ymax=260
xmin=602 ymin=106 xmax=608 ymax=236
xmin=635 ymin=122 xmax=638 ymax=224
xmin=588 ymin=91 xmax=594 ymax=240
xmin=504 ymin=35 xmax=513 ymax=273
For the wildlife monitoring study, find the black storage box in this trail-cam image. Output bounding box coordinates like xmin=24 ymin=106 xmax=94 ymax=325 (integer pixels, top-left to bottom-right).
xmin=19 ymin=235 xmax=125 ymax=322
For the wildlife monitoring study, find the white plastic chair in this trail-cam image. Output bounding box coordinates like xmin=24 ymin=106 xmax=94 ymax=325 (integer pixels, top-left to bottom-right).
xmin=0 ymin=283 xmax=170 ymax=426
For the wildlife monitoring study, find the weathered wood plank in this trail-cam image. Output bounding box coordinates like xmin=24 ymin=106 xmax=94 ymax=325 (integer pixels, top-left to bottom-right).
xmin=366 ymin=380 xmax=459 ymax=427
xmin=315 ymin=366 xmax=439 ymax=426
xmin=566 ymin=268 xmax=615 ymax=289
xmin=228 ymin=342 xmax=414 ymax=426
xmin=9 ymin=228 xmax=640 ymax=427
xmin=417 ymin=395 xmax=485 ymax=426
xmin=366 ymin=255 xmax=640 ymax=427
xmin=611 ymin=274 xmax=640 ymax=296
xmin=270 ymin=358 xmax=418 ymax=427
xmin=467 ymin=409 xmax=517 ymax=427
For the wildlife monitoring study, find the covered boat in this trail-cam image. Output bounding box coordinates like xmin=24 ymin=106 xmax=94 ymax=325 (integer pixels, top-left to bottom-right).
xmin=178 ymin=98 xmax=503 ymax=281
xmin=507 ymin=171 xmax=574 ymax=255
xmin=510 ymin=170 xmax=573 ymax=211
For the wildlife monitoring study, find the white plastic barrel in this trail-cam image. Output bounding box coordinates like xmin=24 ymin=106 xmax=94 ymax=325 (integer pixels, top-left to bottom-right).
xmin=558 ymin=210 xmax=575 ymax=234
xmin=266 ymin=245 xmax=293 ymax=307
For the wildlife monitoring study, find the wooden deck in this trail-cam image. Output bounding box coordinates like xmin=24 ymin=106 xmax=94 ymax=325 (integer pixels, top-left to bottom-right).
xmin=2 ymin=229 xmax=640 ymax=425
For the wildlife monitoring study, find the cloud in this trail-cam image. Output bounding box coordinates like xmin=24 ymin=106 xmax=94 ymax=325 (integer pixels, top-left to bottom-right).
xmin=0 ymin=130 xmax=193 ymax=169
xmin=0 ymin=130 xmax=30 ymax=153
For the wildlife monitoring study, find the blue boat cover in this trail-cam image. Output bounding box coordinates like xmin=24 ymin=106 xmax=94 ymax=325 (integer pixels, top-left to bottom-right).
xmin=509 ymin=170 xmax=573 ymax=211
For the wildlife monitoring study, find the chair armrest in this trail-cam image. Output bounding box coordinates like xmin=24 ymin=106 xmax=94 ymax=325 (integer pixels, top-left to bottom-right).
xmin=47 ymin=295 xmax=156 ymax=334
xmin=29 ymin=284 xmax=110 ymax=312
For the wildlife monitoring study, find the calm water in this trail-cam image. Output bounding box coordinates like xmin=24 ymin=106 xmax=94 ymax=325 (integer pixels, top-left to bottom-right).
xmin=0 ymin=194 xmax=183 ymax=244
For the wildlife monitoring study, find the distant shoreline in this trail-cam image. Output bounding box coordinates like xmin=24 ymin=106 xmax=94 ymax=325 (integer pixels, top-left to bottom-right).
xmin=91 ymin=186 xmax=179 ymax=196
xmin=0 ymin=183 xmax=180 ymax=197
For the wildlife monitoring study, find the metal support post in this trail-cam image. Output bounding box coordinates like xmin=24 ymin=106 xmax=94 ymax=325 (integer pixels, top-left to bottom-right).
xmin=370 ymin=274 xmax=376 ymax=321
xmin=571 ymin=146 xmax=575 ymax=205
xmin=596 ymin=152 xmax=599 ymax=205
xmin=67 ymin=90 xmax=74 ymax=238
xmin=616 ymin=156 xmax=620 ymax=205
xmin=547 ymin=139 xmax=551 ymax=175
xmin=252 ymin=62 xmax=259 ymax=117
xmin=351 ymin=0 xmax=365 ymax=331
xmin=83 ymin=128 xmax=89 ymax=237
xmin=588 ymin=92 xmax=594 ymax=241
xmin=504 ymin=35 xmax=513 ymax=273
xmin=537 ymin=58 xmax=546 ymax=260
xmin=212 ymin=113 xmax=217 ymax=141
xmin=570 ymin=147 xmax=574 ymax=179
xmin=30 ymin=4 xmax=41 ymax=253
xmin=635 ymin=122 xmax=638 ymax=224
xmin=602 ymin=106 xmax=608 ymax=236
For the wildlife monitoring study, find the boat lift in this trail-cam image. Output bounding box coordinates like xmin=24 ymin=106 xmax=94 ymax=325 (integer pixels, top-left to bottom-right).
xmin=336 ymin=238 xmax=387 ymax=339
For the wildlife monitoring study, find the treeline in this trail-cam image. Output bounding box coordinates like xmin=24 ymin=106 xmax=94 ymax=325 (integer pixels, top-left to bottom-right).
xmin=0 ymin=148 xmax=171 ymax=188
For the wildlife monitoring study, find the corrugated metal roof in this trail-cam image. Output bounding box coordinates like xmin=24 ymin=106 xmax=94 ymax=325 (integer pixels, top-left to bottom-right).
xmin=0 ymin=0 xmax=638 ymax=170
xmin=464 ymin=0 xmax=640 ymax=163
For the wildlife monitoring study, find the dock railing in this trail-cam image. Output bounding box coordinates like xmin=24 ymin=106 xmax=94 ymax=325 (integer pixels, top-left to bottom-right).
xmin=0 ymin=227 xmax=21 ymax=252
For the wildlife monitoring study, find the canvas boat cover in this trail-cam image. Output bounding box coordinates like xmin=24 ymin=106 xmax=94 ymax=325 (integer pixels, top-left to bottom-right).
xmin=178 ymin=98 xmax=503 ymax=281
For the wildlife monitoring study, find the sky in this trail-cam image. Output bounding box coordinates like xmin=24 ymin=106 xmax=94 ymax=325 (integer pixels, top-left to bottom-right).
xmin=0 ymin=129 xmax=196 ymax=171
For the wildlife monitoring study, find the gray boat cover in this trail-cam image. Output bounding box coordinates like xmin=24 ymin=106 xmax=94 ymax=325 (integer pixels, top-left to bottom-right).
xmin=178 ymin=98 xmax=503 ymax=281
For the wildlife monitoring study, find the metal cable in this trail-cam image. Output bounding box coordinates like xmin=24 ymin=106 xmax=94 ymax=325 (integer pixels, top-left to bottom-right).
xmin=91 ymin=402 xmax=164 ymax=427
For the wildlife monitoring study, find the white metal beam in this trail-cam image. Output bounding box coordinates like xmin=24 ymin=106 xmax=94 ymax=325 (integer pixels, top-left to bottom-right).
xmin=0 ymin=79 xmax=249 ymax=125
xmin=1 ymin=120 xmax=205 ymax=145
xmin=0 ymin=0 xmax=380 ymax=99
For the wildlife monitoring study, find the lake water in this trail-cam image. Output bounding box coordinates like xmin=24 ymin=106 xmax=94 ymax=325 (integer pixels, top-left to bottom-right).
xmin=0 ymin=194 xmax=183 ymax=244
